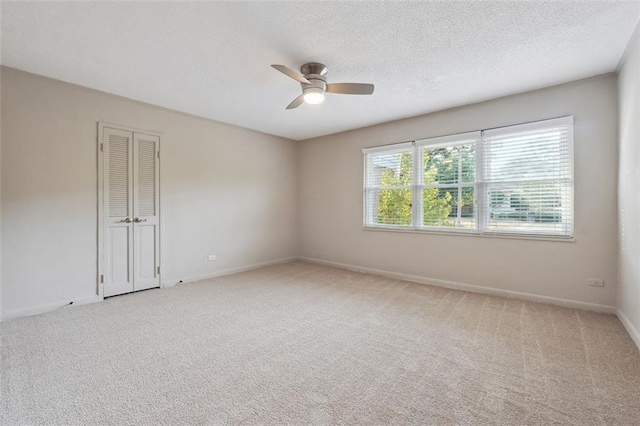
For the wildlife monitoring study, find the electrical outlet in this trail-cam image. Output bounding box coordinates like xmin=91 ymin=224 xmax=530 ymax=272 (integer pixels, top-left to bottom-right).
xmin=208 ymin=255 xmax=216 ymax=261
xmin=587 ymin=278 xmax=604 ymax=287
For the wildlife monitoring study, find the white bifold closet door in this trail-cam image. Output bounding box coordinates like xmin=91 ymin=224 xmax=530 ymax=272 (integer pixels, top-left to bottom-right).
xmin=104 ymin=127 xmax=160 ymax=297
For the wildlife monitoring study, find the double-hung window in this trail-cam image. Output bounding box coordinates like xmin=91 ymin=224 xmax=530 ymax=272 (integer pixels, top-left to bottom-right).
xmin=363 ymin=117 xmax=574 ymax=239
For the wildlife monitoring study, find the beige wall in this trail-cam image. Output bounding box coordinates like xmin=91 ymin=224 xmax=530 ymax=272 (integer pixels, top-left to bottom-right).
xmin=618 ymin=23 xmax=640 ymax=346
xmin=299 ymin=75 xmax=619 ymax=309
xmin=1 ymin=67 xmax=297 ymax=317
xmin=0 ymin=66 xmax=628 ymax=320
xmin=0 ymin=68 xmax=3 ymax=313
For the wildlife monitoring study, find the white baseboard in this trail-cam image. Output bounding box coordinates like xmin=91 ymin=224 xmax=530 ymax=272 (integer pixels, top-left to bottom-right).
xmin=163 ymin=256 xmax=298 ymax=287
xmin=0 ymin=294 xmax=103 ymax=322
xmin=3 ymin=255 xmax=624 ymax=334
xmin=1 ymin=257 xmax=297 ymax=321
xmin=298 ymin=257 xmax=617 ymax=314
xmin=617 ymin=308 xmax=640 ymax=350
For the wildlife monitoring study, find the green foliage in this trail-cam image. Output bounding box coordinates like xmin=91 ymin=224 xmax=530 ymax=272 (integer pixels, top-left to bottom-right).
xmin=377 ymin=152 xmax=413 ymax=225
xmin=424 ymin=145 xmax=475 ymax=207
xmin=422 ymin=166 xmax=453 ymax=226
xmin=490 ymin=191 xmax=506 ymax=208
xmin=510 ymin=194 xmax=530 ymax=211
xmin=376 ymin=151 xmax=457 ymax=226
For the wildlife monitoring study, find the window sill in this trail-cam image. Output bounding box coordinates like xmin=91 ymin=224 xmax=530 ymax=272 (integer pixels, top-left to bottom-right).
xmin=362 ymin=226 xmax=576 ymax=243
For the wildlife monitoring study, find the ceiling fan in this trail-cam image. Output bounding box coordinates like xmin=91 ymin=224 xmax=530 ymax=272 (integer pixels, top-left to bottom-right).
xmin=271 ymin=62 xmax=374 ymax=109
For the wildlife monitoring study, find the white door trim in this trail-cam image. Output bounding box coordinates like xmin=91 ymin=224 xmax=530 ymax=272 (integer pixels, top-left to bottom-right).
xmin=97 ymin=122 xmax=163 ymax=298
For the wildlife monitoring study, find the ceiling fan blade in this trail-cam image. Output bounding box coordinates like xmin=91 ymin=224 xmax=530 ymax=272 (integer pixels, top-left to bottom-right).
xmin=326 ymin=83 xmax=375 ymax=95
xmin=286 ymin=94 xmax=305 ymax=110
xmin=271 ymin=64 xmax=311 ymax=85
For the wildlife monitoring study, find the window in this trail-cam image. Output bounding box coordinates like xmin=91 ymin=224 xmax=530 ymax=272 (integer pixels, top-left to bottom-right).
xmin=363 ymin=143 xmax=414 ymax=227
xmin=363 ymin=117 xmax=574 ymax=238
xmin=416 ymin=133 xmax=479 ymax=230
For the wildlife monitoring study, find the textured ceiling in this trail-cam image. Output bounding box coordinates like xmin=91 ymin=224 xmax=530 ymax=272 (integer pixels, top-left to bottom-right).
xmin=2 ymin=2 xmax=639 ymax=141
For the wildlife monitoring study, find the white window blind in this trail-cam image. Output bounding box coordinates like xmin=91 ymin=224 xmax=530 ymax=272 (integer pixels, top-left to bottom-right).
xmin=482 ymin=118 xmax=573 ymax=236
xmin=363 ymin=142 xmax=414 ymax=227
xmin=363 ymin=117 xmax=574 ymax=239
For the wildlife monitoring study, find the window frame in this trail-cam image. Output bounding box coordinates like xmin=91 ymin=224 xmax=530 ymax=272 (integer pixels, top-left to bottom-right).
xmin=362 ymin=116 xmax=574 ymax=241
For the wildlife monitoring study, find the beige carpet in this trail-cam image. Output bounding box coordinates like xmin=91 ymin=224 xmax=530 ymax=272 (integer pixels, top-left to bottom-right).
xmin=1 ymin=261 xmax=639 ymax=425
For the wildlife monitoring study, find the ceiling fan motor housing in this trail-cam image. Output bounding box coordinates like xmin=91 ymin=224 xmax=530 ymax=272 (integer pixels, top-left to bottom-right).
xmin=300 ymin=62 xmax=328 ymax=76
xmin=301 ymin=62 xmax=328 ymax=95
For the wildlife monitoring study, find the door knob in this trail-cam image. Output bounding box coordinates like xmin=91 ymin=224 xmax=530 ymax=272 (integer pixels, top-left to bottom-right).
xmin=133 ymin=218 xmax=147 ymax=223
xmin=119 ymin=218 xmax=132 ymax=223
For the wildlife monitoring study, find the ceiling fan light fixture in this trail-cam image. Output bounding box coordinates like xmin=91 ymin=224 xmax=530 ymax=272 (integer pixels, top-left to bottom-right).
xmin=303 ymin=87 xmax=325 ymax=104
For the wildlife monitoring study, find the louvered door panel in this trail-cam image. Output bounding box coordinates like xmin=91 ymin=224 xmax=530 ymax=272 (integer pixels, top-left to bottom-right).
xmin=133 ymin=133 xmax=160 ymax=291
xmin=137 ymin=139 xmax=156 ymax=216
xmin=108 ymin=135 xmax=130 ymax=218
xmin=103 ymin=127 xmax=135 ymax=297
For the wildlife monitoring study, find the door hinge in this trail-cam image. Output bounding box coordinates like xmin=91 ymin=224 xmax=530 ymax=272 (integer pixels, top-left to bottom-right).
xmin=157 ymin=266 xmax=160 ymax=274
xmin=100 ymin=143 xmax=104 ymax=152
xmin=100 ymin=274 xmax=104 ymax=284
xmin=157 ymin=151 xmax=160 ymax=159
